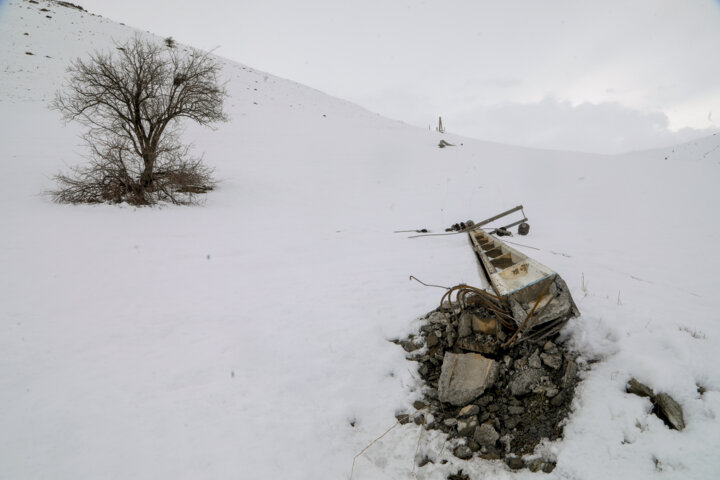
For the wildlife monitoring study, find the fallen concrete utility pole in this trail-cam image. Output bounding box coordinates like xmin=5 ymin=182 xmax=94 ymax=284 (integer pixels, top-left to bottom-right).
xmin=473 ymin=205 xmax=524 ymax=229
xmin=468 ymin=229 xmax=579 ymax=341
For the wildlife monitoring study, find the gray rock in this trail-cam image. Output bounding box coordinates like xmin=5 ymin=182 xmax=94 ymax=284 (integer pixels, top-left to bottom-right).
xmin=506 ymin=457 xmax=525 ymax=470
xmin=504 ymin=416 xmax=521 ymax=429
xmin=444 ymin=418 xmax=458 ymax=427
xmin=540 ymin=352 xmax=562 ymax=370
xmin=499 ymin=434 xmax=513 ymax=454
xmin=532 ymin=377 xmax=559 ymax=398
xmin=509 ymin=368 xmax=543 ymax=397
xmin=508 ymin=405 xmax=524 ymax=415
xmin=528 ymin=350 xmax=542 ymax=369
xmin=457 ymin=415 xmax=479 ymax=436
xmin=438 ymin=352 xmax=498 ymax=406
xmin=426 ymin=333 xmax=439 ymax=348
xmin=504 ymin=356 xmax=513 ymax=369
xmin=413 ymin=400 xmax=428 ymax=410
xmin=427 ymin=311 xmax=448 ymax=324
xmin=473 ymin=423 xmax=499 ymax=447
xmin=458 ymin=312 xmax=473 ymax=337
xmin=400 ymin=338 xmax=421 ymax=352
xmin=528 ymin=459 xmax=544 ymax=472
xmin=455 ymin=336 xmax=498 ymax=355
xmin=627 ymin=378 xmax=654 ymax=398
xmin=562 ymin=360 xmax=578 ymax=387
xmin=654 ymin=393 xmax=685 ymax=431
xmin=453 ymin=445 xmax=473 ymax=460
xmin=458 ymin=404 xmax=479 ymax=417
xmin=542 ymin=462 xmax=556 ymax=473
xmin=395 ymin=413 xmax=410 ymax=424
xmin=550 ymin=392 xmax=565 ymax=406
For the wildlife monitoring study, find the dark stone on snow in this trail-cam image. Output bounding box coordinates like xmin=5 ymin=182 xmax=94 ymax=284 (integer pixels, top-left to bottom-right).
xmin=453 ymin=445 xmax=473 ymax=460
xmin=528 ymin=458 xmax=544 ymax=472
xmin=396 ymin=413 xmax=410 ymax=425
xmin=417 ymin=455 xmax=433 ymax=467
xmin=447 ymin=469 xmax=470 ymax=480
xmin=654 ymin=392 xmax=685 ymax=431
xmin=506 ymin=457 xmax=525 ymax=470
xmin=627 ymin=378 xmax=654 ymax=398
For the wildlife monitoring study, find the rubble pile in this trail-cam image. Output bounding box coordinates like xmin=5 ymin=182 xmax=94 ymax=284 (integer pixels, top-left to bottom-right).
xmin=395 ymin=304 xmax=581 ymax=473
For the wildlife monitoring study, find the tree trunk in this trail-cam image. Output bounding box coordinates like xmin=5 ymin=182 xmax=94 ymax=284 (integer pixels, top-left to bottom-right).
xmin=139 ymin=153 xmax=155 ymax=188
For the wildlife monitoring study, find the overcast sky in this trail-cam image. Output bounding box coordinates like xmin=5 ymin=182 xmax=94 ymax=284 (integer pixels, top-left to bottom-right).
xmin=77 ymin=0 xmax=720 ymax=154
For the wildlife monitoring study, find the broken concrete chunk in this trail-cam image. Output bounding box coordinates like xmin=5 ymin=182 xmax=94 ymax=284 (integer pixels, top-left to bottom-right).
xmin=458 ymin=404 xmax=480 ymax=417
xmin=426 ymin=311 xmax=448 ymax=325
xmin=509 ymin=368 xmax=544 ymax=397
xmin=472 ymin=316 xmax=497 ymax=335
xmin=654 ymin=393 xmax=685 ymax=431
xmin=540 ymin=352 xmax=562 ymax=370
xmin=528 ymin=350 xmax=542 ymax=369
xmin=438 ymin=352 xmax=498 ymax=406
xmin=457 ymin=415 xmax=479 ymax=436
xmin=473 ymin=423 xmax=500 ymax=447
xmin=627 ymin=378 xmax=654 ymax=398
xmin=562 ymin=360 xmax=578 ymax=388
xmin=453 ymin=445 xmax=473 ymax=459
xmin=455 ymin=336 xmax=499 ymax=355
xmin=458 ymin=312 xmax=473 ymax=337
xmin=444 ymin=418 xmax=458 ymax=427
xmin=506 ymin=457 xmax=525 ymax=470
xmin=528 ymin=458 xmax=544 ymax=472
xmin=508 ymin=405 xmax=524 ymax=415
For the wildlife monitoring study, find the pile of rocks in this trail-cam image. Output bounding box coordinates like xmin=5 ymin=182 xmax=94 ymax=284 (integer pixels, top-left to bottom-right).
xmin=395 ymin=305 xmax=581 ymax=473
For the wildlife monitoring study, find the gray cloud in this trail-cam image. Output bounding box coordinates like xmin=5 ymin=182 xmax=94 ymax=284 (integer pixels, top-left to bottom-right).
xmin=451 ymin=97 xmax=717 ymax=154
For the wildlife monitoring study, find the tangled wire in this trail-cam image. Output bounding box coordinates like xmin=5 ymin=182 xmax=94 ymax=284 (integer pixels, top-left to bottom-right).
xmin=437 ymin=283 xmax=559 ymax=348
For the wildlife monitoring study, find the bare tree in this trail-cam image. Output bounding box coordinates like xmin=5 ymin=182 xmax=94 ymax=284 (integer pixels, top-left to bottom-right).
xmin=52 ymin=35 xmax=228 ymax=205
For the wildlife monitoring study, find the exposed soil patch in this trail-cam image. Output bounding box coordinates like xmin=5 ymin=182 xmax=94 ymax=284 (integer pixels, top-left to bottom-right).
xmin=394 ymin=303 xmax=582 ymax=473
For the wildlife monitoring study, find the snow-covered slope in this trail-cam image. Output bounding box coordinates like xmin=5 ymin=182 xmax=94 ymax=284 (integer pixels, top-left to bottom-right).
xmin=1 ymin=1 xmax=720 ymax=479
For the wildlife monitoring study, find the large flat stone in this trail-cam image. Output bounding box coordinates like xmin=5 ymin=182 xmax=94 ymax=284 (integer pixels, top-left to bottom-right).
xmin=438 ymin=352 xmax=498 ymax=406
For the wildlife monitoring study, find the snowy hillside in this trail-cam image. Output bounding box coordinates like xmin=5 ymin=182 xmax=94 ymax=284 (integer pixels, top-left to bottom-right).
xmin=1 ymin=1 xmax=720 ymax=479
